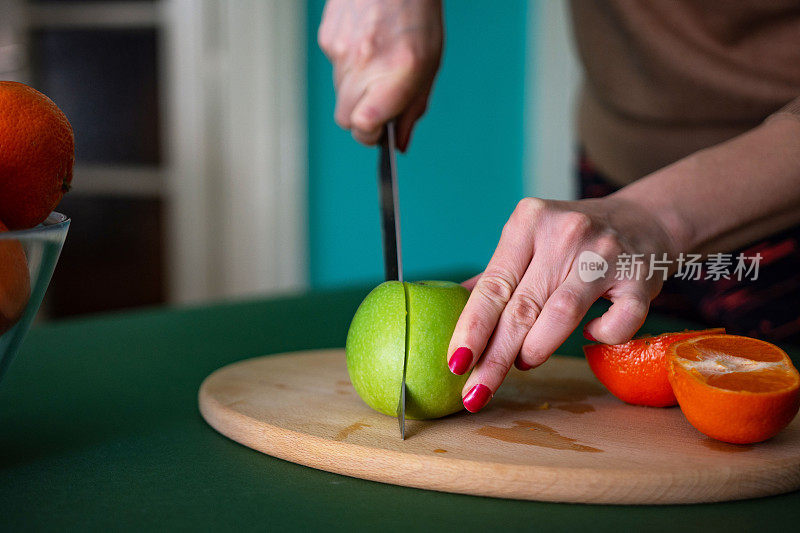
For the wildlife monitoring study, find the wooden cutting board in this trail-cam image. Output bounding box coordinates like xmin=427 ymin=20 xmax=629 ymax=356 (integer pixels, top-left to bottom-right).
xmin=198 ymin=349 xmax=800 ymax=504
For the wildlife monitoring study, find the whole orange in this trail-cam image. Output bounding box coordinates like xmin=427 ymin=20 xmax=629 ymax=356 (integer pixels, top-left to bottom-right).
xmin=0 ymin=220 xmax=31 ymax=335
xmin=584 ymin=328 xmax=724 ymax=407
xmin=668 ymin=334 xmax=800 ymax=444
xmin=0 ymin=81 xmax=74 ymax=229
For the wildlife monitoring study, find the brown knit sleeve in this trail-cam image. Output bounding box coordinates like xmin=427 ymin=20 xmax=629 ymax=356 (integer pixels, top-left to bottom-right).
xmin=767 ymin=97 xmax=800 ymax=122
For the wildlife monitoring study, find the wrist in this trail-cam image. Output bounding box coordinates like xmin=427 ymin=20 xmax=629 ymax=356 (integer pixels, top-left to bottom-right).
xmin=607 ymin=168 xmax=695 ymax=258
xmin=604 ymin=111 xmax=800 ymax=259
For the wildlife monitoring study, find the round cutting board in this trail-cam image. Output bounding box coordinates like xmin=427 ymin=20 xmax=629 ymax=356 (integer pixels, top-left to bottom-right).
xmin=198 ymin=349 xmax=800 ymax=504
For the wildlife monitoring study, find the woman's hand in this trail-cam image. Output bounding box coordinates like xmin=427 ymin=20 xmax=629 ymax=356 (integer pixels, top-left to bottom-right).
xmin=448 ymin=196 xmax=682 ymax=413
xmin=318 ymin=0 xmax=443 ymax=150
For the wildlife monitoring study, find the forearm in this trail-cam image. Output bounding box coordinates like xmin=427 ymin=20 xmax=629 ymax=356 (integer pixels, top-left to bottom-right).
xmin=612 ymin=114 xmax=800 ymax=256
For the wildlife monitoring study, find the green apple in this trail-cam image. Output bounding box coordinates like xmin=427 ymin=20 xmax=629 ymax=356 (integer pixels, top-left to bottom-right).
xmin=345 ymin=280 xmax=470 ymax=419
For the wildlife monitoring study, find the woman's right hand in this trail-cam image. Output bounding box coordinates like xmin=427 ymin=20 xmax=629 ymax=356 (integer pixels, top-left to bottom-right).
xmin=318 ymin=0 xmax=443 ymax=151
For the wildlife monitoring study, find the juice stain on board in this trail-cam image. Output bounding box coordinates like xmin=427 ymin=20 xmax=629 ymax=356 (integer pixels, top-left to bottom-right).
xmin=477 ymin=420 xmax=602 ymax=453
xmin=335 ymin=422 xmax=371 ymax=441
xmin=554 ymin=403 xmax=595 ymax=414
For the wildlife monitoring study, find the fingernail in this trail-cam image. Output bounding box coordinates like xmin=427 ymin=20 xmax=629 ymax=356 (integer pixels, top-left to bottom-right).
xmin=514 ymin=358 xmax=532 ymax=371
xmin=583 ymin=328 xmax=597 ymax=342
xmin=448 ymin=347 xmax=473 ymax=375
xmin=463 ymin=384 xmax=492 ymax=413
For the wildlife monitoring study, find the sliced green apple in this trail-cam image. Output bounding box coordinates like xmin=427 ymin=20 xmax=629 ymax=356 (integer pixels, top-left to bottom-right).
xmin=345 ymin=280 xmax=470 ymax=420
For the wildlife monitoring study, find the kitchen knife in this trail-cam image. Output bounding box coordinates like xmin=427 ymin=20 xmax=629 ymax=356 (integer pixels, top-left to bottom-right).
xmin=377 ymin=121 xmax=406 ymax=439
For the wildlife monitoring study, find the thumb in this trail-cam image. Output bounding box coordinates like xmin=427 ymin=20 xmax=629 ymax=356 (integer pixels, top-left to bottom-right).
xmin=461 ymin=272 xmax=482 ymax=291
xmin=583 ymin=293 xmax=649 ymax=345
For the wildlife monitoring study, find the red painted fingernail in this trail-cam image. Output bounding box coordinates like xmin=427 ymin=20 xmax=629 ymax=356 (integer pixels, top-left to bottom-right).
xmin=583 ymin=329 xmax=597 ymax=342
xmin=448 ymin=347 xmax=473 ymax=375
xmin=514 ymin=358 xmax=532 ymax=371
xmin=463 ymin=384 xmax=492 ymax=413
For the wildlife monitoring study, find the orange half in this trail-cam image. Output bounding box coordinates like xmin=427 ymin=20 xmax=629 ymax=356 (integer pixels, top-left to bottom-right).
xmin=668 ymin=334 xmax=800 ymax=444
xmin=584 ymin=328 xmax=724 ymax=407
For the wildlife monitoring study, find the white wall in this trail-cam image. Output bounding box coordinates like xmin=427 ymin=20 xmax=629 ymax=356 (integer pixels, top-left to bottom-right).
xmin=0 ymin=0 xmax=27 ymax=82
xmin=164 ymin=0 xmax=308 ymax=304
xmin=526 ymin=0 xmax=582 ymax=201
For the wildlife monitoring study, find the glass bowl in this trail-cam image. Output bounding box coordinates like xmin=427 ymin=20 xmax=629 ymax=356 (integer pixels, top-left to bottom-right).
xmin=0 ymin=212 xmax=70 ymax=383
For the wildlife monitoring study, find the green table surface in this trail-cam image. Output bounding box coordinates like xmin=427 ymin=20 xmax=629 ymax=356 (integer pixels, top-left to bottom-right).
xmin=3 ymin=285 xmax=800 ymax=532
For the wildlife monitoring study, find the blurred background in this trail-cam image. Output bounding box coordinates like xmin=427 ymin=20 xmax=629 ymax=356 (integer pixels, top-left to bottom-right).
xmin=0 ymin=0 xmax=580 ymax=319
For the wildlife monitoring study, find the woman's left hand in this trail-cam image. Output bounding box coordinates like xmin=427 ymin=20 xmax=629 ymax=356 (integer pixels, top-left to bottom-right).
xmin=447 ymin=195 xmax=682 ymax=412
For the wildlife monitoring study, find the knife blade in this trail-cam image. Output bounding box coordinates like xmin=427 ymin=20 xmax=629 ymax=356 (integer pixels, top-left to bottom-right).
xmin=377 ymin=121 xmax=406 ymax=439
xmin=378 ymin=121 xmax=403 ymax=283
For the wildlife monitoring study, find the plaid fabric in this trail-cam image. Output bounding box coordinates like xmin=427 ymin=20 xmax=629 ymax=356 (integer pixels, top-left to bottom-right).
xmin=578 ymin=152 xmax=800 ymax=344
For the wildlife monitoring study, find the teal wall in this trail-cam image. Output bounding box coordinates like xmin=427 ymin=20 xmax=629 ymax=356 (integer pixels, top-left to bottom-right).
xmin=307 ymin=1 xmax=530 ymax=288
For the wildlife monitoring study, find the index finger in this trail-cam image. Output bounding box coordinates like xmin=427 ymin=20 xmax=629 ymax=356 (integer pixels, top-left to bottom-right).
xmin=446 ymin=198 xmax=543 ymax=375
xmin=460 ymin=272 xmax=482 ymax=291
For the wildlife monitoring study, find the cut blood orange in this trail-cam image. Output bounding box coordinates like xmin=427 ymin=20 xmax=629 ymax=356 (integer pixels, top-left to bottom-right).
xmin=668 ymin=334 xmax=800 ymax=444
xmin=584 ymin=329 xmax=724 ymax=407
